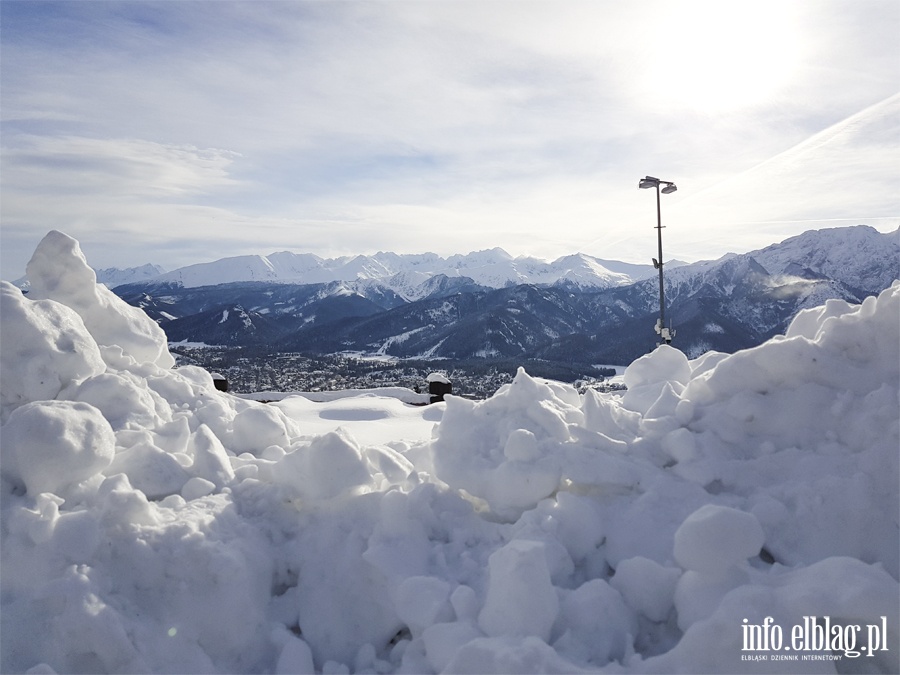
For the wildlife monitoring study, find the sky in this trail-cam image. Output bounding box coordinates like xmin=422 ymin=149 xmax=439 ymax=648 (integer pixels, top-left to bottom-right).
xmin=1 ymin=0 xmax=898 ymax=279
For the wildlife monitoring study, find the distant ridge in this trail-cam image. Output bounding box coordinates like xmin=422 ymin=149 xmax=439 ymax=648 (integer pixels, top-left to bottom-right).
xmin=125 ymin=249 xmax=681 ymax=294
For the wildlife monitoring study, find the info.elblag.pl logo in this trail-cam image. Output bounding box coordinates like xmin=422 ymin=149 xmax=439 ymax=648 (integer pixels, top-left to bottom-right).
xmin=741 ymin=616 xmax=890 ymax=664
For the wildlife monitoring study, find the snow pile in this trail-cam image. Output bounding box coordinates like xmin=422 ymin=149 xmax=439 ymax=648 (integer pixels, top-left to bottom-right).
xmin=24 ymin=231 xmax=174 ymax=370
xmin=1 ymin=231 xmax=898 ymax=674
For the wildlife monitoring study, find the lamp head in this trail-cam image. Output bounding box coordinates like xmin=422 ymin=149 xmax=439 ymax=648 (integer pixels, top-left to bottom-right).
xmin=661 ymin=183 xmax=677 ymax=194
xmin=639 ymin=176 xmax=659 ymax=189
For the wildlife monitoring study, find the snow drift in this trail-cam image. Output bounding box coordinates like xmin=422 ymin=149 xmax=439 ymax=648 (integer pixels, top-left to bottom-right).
xmin=1 ymin=230 xmax=898 ymax=674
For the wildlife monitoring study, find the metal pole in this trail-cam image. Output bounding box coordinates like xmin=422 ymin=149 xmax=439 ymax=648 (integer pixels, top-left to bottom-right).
xmin=655 ymin=185 xmax=668 ymax=344
xmin=639 ymin=175 xmax=676 ymax=345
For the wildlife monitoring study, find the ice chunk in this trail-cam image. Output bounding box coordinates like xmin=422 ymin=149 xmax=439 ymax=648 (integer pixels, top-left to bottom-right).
xmin=393 ymin=576 xmax=453 ymax=637
xmin=274 ymin=633 xmax=315 ymax=675
xmin=478 ymin=540 xmax=559 ymax=642
xmin=430 ymin=369 xmax=573 ymax=518
xmin=503 ymin=428 xmax=541 ymax=461
xmin=673 ymin=567 xmax=748 ymax=631
xmin=275 ymin=430 xmax=372 ymax=501
xmin=231 ymin=404 xmax=291 ymax=455
xmin=553 ymin=579 xmax=636 ymax=666
xmin=364 ymin=445 xmax=415 ymax=485
xmin=104 ymin=440 xmax=190 ymax=500
xmin=623 ymin=344 xmax=691 ymax=389
xmin=188 ymin=424 xmax=236 ymax=489
xmin=581 ymin=388 xmax=640 ymax=441
xmin=3 ymin=400 xmax=115 ymax=496
xmin=181 ymin=476 xmax=216 ymax=500
xmin=422 ymin=621 xmax=483 ymax=673
xmin=610 ymin=556 xmax=680 ymax=623
xmin=673 ymin=504 xmax=765 ymax=574
xmin=68 ymin=371 xmax=170 ymax=431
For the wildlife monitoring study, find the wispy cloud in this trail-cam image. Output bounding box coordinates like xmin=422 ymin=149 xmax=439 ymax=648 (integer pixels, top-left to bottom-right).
xmin=668 ymin=93 xmax=900 ymax=256
xmin=3 ymin=136 xmax=239 ymax=197
xmin=1 ymin=0 xmax=898 ymax=277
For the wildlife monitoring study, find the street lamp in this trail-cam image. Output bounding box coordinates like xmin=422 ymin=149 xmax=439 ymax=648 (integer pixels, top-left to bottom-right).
xmin=638 ymin=175 xmax=677 ymax=344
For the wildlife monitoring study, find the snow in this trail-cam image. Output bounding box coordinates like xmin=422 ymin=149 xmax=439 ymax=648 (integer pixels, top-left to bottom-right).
xmin=376 ymin=327 xmax=430 ymax=355
xmin=478 ymin=540 xmax=560 ymax=642
xmin=25 ymin=231 xmax=175 ymax=370
xmin=3 ymin=400 xmax=116 ymax=497
xmin=270 ymin=395 xmax=441 ymax=447
xmin=1 ymin=231 xmax=898 ymax=674
xmin=673 ymin=504 xmax=765 ymax=575
xmin=0 ymin=281 xmax=105 ymax=412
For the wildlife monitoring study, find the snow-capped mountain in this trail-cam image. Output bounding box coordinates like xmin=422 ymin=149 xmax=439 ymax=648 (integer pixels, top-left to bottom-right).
xmin=95 ymin=263 xmax=167 ymax=288
xmin=13 ymin=263 xmax=167 ymax=291
xmin=751 ymin=224 xmax=898 ymax=294
xmin=115 ymin=225 xmax=899 ymax=365
xmin=142 ymin=248 xmax=665 ymax=294
xmin=24 ymin=246 xmax=669 ymax=298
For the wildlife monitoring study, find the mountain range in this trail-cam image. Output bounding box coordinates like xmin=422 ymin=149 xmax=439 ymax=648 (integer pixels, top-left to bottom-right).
xmin=14 ymin=248 xmax=673 ymax=297
xmin=102 ymin=248 xmax=680 ymax=297
xmin=110 ymin=225 xmax=898 ymax=366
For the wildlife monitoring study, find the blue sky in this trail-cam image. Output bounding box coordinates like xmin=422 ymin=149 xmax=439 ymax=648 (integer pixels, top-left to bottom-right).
xmin=2 ymin=0 xmax=898 ymax=278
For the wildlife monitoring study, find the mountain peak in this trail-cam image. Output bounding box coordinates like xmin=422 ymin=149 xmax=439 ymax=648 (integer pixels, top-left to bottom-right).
xmin=752 ymin=224 xmax=899 ymax=294
xmin=447 ymin=247 xmax=514 ymax=265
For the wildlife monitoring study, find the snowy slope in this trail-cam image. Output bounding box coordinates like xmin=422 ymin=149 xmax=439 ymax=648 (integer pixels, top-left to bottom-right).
xmin=154 ymin=254 xmax=284 ymax=287
xmin=2 ymin=230 xmax=898 ymax=674
xmin=751 ymin=224 xmax=899 ymax=294
xmin=597 ymin=224 xmax=900 ymax=359
xmin=662 ymin=224 xmax=899 ymax=295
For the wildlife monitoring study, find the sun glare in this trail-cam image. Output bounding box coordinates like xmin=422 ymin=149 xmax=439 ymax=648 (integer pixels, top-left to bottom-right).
xmin=640 ymin=0 xmax=802 ymax=113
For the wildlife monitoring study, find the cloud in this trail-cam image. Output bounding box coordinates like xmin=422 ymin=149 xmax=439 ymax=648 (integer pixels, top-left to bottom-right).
xmin=1 ymin=1 xmax=898 ymax=277
xmin=0 ymin=135 xmax=245 ymax=274
xmin=3 ymin=136 xmax=239 ymax=197
xmin=667 ymin=93 xmax=900 ymax=257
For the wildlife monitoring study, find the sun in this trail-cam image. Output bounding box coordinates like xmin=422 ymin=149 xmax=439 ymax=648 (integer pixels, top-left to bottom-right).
xmin=638 ymin=0 xmax=803 ymax=113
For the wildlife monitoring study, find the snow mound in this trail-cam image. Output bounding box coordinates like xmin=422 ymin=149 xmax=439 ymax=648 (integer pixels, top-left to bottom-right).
xmin=0 ymin=281 xmax=104 ymax=417
xmin=3 ymin=400 xmax=115 ymax=497
xmin=673 ymin=504 xmax=765 ymax=575
xmin=25 ymin=230 xmax=175 ymax=369
xmin=478 ymin=539 xmax=560 ymax=642
xmin=1 ymin=232 xmax=898 ymax=674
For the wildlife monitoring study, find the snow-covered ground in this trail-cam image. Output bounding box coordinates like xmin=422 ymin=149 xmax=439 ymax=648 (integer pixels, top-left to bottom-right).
xmin=2 ymin=230 xmax=898 ymax=674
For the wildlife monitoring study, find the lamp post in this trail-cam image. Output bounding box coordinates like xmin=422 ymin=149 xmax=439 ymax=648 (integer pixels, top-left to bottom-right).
xmin=638 ymin=176 xmax=677 ymax=344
